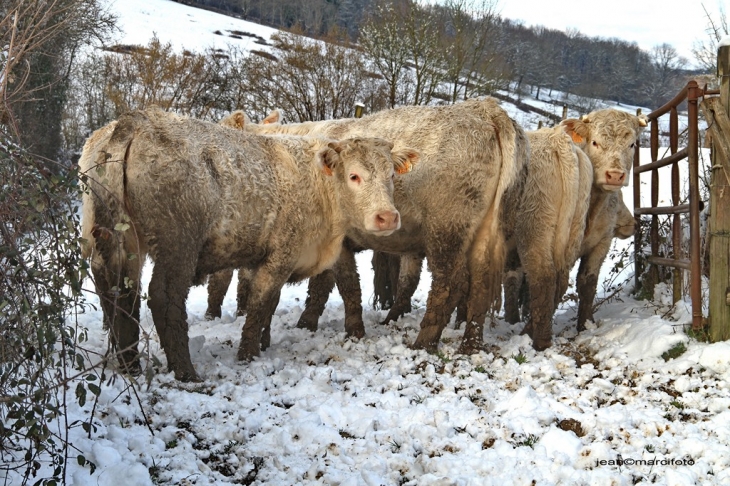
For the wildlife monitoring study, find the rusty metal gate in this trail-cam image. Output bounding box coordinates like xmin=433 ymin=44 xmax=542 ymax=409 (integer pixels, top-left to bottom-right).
xmin=632 ymin=80 xmax=717 ymax=330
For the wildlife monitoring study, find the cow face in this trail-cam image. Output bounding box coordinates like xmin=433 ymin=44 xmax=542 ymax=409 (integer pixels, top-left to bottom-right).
xmin=562 ymin=110 xmax=647 ymax=192
xmin=320 ymin=138 xmax=419 ymax=236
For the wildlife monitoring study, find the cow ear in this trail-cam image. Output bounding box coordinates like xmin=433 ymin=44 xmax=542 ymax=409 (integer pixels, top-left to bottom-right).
xmin=262 ymin=110 xmax=280 ymax=125
xmin=637 ymin=114 xmax=648 ymax=127
xmin=233 ymin=111 xmax=247 ymax=130
xmin=561 ymin=118 xmax=589 ymax=147
xmin=219 ymin=111 xmax=248 ymax=130
xmin=230 ymin=111 xmax=247 ymax=130
xmin=319 ymin=142 xmax=342 ymax=176
xmin=392 ymin=148 xmax=419 ymax=174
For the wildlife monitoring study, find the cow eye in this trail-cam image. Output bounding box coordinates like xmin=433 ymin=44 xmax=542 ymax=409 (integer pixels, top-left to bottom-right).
xmin=349 ymin=174 xmax=360 ymax=183
xmin=592 ymin=140 xmax=599 ymax=147
xmin=630 ymin=142 xmax=635 ymax=149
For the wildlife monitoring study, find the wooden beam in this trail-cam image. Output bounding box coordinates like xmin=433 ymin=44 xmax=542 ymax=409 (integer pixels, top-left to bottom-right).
xmin=705 ymin=44 xmax=730 ymax=342
xmin=700 ymin=97 xmax=730 ymax=172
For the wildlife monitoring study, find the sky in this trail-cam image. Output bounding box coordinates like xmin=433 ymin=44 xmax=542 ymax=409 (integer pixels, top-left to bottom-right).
xmin=498 ymin=0 xmax=717 ymax=67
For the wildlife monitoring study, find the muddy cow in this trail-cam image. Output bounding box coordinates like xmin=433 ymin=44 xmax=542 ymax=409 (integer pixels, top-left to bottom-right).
xmin=509 ymin=109 xmax=646 ymax=350
xmin=236 ymin=98 xmax=529 ymax=354
xmin=365 ymin=111 xmax=643 ymax=352
xmin=80 ymin=107 xmax=417 ymax=381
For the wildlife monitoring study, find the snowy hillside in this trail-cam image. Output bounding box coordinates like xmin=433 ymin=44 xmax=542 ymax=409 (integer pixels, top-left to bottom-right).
xmin=4 ymin=1 xmax=726 ymax=485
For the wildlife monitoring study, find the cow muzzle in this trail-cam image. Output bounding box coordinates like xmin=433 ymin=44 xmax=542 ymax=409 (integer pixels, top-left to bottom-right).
xmin=369 ymin=210 xmax=400 ymax=235
xmin=603 ymin=169 xmax=626 ymax=190
xmin=614 ymin=220 xmax=636 ymax=239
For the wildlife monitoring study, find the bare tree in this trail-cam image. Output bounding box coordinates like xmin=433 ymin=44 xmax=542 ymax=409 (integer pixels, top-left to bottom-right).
xmin=359 ymin=0 xmax=412 ymax=108
xmin=644 ymin=43 xmax=687 ymax=107
xmin=439 ymin=0 xmax=500 ymax=102
xmin=692 ymin=2 xmax=729 ymax=76
xmin=401 ymin=1 xmax=446 ymax=105
xmin=243 ymin=30 xmax=374 ymax=121
xmin=0 ymin=0 xmax=115 ymax=159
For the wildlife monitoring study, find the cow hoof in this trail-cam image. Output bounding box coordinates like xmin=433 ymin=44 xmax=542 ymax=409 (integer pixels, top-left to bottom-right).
xmin=237 ymin=345 xmax=260 ymax=362
xmin=345 ymin=327 xmax=365 ymax=339
xmin=457 ymin=340 xmax=483 ymax=355
xmin=204 ymin=307 xmax=221 ymax=320
xmin=296 ymin=314 xmax=319 ymax=332
xmin=296 ymin=321 xmax=318 ymax=332
xmin=173 ymin=367 xmax=201 ymax=383
xmin=119 ymin=359 xmax=143 ymax=377
xmin=344 ymin=317 xmax=365 ymax=338
xmin=382 ymin=309 xmax=404 ymax=325
xmin=520 ymin=323 xmax=533 ymax=337
xmin=531 ymin=338 xmax=552 ymax=352
xmin=410 ymin=339 xmax=438 ymax=354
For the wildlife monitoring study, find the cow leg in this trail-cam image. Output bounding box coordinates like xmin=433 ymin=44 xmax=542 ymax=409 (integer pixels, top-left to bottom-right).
xmin=297 ymin=270 xmax=335 ymax=332
xmin=236 ymin=268 xmax=253 ymax=316
xmin=525 ymin=272 xmax=556 ymax=351
xmin=517 ymin=235 xmax=558 ymax=351
xmin=555 ymin=268 xmax=570 ymax=311
xmin=237 ymin=265 xmax=289 ymax=361
xmin=260 ymin=288 xmax=281 ymax=351
xmin=334 ymin=246 xmax=366 ymax=338
xmin=576 ymin=238 xmax=612 ymax=332
xmin=148 ymin=253 xmax=199 ymax=382
xmin=91 ymin=255 xmax=142 ymax=375
xmin=412 ymin=242 xmax=466 ymax=352
xmin=460 ymin=215 xmax=506 ymax=355
xmin=372 ymin=251 xmax=400 ymax=310
xmin=382 ymin=254 xmax=423 ymax=325
xmin=519 ymin=277 xmax=531 ymax=323
xmin=205 ymin=268 xmax=234 ymax=320
xmin=503 ymin=248 xmax=523 ymax=324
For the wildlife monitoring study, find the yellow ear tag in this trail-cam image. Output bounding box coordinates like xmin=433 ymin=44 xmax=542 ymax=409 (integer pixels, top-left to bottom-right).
xmin=570 ymin=132 xmax=584 ymax=144
xmin=395 ymin=161 xmax=413 ymax=174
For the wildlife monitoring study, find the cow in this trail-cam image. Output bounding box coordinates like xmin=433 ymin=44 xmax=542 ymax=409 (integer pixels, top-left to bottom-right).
xmin=512 ymin=109 xmax=646 ymax=350
xmin=79 ymin=106 xmax=418 ymax=381
xmin=358 ymin=111 xmax=643 ymax=352
xmin=203 ymin=110 xmax=265 ymax=320
xmin=503 ymin=190 xmax=636 ymax=326
xmin=239 ymin=98 xmax=529 ymax=354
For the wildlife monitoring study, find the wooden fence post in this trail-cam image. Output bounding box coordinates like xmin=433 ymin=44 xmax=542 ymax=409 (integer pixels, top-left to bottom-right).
xmin=354 ymin=102 xmax=365 ymax=118
xmin=709 ymin=45 xmax=730 ymax=341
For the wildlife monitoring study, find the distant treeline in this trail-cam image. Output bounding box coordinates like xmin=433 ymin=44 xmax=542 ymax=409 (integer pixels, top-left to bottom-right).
xmin=176 ymin=0 xmax=707 ymax=109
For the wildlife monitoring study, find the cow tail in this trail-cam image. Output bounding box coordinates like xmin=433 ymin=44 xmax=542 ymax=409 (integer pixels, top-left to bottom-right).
xmin=83 ymin=115 xmax=144 ymax=282
xmin=483 ymin=119 xmax=530 ymax=312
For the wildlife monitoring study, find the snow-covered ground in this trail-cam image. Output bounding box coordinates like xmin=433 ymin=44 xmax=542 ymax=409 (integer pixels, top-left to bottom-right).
xmin=19 ymin=251 xmax=729 ymax=486
xmin=4 ymin=1 xmax=726 ymax=485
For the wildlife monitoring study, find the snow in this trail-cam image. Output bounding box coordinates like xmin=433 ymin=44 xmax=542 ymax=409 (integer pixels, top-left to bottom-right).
xmin=5 ymin=1 xmax=728 ymax=485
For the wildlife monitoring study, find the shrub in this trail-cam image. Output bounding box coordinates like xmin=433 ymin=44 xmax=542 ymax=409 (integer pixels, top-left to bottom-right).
xmin=0 ymin=130 xmax=99 ymax=484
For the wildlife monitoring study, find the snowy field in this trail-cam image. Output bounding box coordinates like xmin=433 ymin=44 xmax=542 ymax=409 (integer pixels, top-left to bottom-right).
xmin=5 ymin=1 xmax=728 ymax=485
xmin=25 ymin=250 xmax=730 ymax=486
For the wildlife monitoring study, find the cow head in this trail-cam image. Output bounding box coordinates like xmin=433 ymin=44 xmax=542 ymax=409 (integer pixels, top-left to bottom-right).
xmin=319 ymin=137 xmax=419 ymax=236
xmin=562 ymin=109 xmax=647 ymax=192
xmin=219 ymin=109 xmax=280 ymax=131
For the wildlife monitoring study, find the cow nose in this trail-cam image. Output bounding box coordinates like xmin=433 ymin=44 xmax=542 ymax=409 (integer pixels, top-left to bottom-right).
xmin=605 ymin=170 xmax=626 ymax=185
xmin=375 ymin=210 xmax=400 ymax=231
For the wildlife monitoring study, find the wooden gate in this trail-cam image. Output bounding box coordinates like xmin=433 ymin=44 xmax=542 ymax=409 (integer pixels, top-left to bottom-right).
xmin=632 ymin=80 xmax=706 ymax=331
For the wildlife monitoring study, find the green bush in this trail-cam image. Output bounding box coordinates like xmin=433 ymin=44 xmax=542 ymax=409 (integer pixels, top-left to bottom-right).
xmin=0 ymin=129 xmax=98 ymax=484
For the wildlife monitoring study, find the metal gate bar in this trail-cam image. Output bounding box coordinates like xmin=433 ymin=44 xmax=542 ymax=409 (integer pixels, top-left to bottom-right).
xmin=632 ymin=80 xmax=703 ymax=330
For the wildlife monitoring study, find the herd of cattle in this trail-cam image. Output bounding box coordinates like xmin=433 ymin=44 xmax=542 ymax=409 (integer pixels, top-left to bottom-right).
xmin=79 ymin=98 xmax=647 ymax=382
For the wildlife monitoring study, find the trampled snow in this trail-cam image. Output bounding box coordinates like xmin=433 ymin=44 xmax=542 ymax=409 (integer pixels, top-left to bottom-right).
xmin=4 ymin=1 xmax=727 ymax=485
